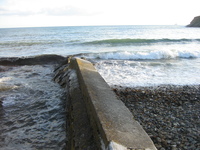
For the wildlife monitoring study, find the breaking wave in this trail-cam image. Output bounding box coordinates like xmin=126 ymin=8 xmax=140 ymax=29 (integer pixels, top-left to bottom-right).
xmin=86 ymin=49 xmax=200 ymax=60
xmin=83 ymin=38 xmax=200 ymax=46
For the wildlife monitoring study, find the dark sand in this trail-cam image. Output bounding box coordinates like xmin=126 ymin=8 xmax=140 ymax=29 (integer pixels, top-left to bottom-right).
xmin=113 ymin=85 xmax=200 ymax=150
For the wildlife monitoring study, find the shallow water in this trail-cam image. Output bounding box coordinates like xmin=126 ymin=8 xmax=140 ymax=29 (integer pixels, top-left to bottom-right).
xmin=0 ymin=65 xmax=66 ymax=150
xmin=94 ymin=58 xmax=200 ymax=87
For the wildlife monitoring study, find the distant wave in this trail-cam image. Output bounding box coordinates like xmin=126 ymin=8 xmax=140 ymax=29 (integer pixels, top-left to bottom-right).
xmin=83 ymin=38 xmax=200 ymax=46
xmin=0 ymin=40 xmax=63 ymax=47
xmin=86 ymin=50 xmax=200 ymax=60
xmin=1 ymin=38 xmax=200 ymax=48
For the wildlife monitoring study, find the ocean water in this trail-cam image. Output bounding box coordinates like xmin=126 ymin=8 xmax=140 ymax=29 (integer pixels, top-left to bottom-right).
xmin=1 ymin=25 xmax=199 ymax=86
xmin=0 ymin=65 xmax=66 ymax=149
xmin=0 ymin=25 xmax=200 ymax=149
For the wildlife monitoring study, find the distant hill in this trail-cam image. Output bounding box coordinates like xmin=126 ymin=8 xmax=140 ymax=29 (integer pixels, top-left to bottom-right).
xmin=187 ymin=16 xmax=200 ymax=27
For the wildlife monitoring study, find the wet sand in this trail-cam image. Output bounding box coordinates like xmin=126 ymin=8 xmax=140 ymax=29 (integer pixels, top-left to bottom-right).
xmin=113 ymin=85 xmax=200 ymax=150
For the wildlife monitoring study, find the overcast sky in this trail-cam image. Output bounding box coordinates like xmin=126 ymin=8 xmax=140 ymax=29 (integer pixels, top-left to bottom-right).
xmin=0 ymin=0 xmax=199 ymax=28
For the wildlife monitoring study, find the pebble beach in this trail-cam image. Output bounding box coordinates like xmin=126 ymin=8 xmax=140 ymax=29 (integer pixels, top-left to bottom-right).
xmin=113 ymin=85 xmax=200 ymax=150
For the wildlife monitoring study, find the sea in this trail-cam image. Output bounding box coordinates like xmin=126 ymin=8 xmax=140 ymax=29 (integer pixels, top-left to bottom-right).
xmin=0 ymin=25 xmax=200 ymax=149
xmin=1 ymin=25 xmax=200 ymax=86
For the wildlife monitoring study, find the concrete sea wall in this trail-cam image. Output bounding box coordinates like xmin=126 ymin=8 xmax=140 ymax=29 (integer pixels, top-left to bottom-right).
xmin=54 ymin=57 xmax=157 ymax=150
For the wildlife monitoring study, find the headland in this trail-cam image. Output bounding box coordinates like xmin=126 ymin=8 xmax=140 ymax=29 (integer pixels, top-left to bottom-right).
xmin=187 ymin=16 xmax=200 ymax=27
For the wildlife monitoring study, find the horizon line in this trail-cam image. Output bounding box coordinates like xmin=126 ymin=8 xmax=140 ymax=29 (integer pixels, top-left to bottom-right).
xmin=0 ymin=24 xmax=187 ymax=29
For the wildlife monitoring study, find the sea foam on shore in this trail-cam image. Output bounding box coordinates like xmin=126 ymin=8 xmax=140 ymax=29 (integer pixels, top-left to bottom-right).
xmin=94 ymin=58 xmax=200 ymax=87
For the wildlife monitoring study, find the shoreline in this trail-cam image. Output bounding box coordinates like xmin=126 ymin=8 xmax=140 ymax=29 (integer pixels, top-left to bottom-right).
xmin=112 ymin=85 xmax=200 ymax=150
xmin=1 ymin=56 xmax=200 ymax=149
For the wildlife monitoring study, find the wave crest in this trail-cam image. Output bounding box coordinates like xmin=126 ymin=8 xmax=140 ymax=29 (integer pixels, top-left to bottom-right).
xmin=88 ymin=50 xmax=200 ymax=60
xmin=83 ymin=38 xmax=200 ymax=46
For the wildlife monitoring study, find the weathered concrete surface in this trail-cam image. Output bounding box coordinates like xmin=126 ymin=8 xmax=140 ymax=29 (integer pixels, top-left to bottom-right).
xmin=53 ymin=62 xmax=97 ymax=150
xmin=70 ymin=58 xmax=157 ymax=150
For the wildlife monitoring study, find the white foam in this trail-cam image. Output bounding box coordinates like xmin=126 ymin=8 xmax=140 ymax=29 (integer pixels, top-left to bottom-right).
xmin=95 ymin=59 xmax=200 ymax=87
xmin=107 ymin=141 xmax=127 ymax=150
xmin=93 ymin=49 xmax=200 ymax=60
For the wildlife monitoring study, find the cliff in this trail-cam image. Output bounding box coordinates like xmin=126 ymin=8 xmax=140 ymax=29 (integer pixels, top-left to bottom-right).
xmin=187 ymin=16 xmax=200 ymax=27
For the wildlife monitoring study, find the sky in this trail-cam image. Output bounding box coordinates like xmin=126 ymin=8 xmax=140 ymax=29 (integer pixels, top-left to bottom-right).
xmin=0 ymin=0 xmax=199 ymax=28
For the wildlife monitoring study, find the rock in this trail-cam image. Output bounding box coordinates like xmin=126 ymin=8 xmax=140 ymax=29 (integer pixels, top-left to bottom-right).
xmin=113 ymin=85 xmax=200 ymax=150
xmin=187 ymin=16 xmax=200 ymax=27
xmin=0 ymin=100 xmax=2 ymax=107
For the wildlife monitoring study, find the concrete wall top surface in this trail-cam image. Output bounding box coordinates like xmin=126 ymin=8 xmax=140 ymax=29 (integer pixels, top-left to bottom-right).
xmin=70 ymin=58 xmax=157 ymax=150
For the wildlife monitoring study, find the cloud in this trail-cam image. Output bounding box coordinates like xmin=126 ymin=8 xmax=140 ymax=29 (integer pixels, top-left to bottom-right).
xmin=41 ymin=6 xmax=98 ymax=16
xmin=0 ymin=5 xmax=99 ymax=17
xmin=1 ymin=0 xmax=199 ymax=28
xmin=0 ymin=7 xmax=36 ymax=16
